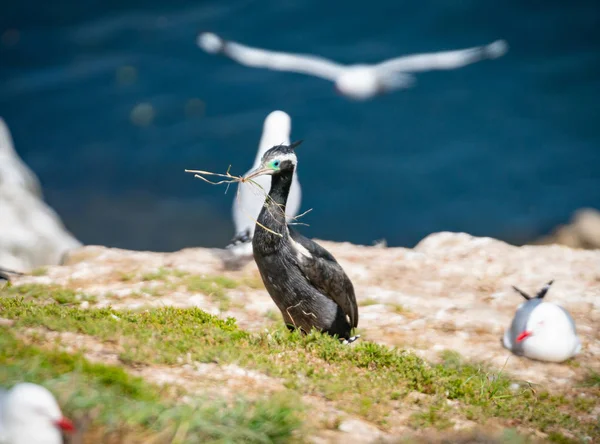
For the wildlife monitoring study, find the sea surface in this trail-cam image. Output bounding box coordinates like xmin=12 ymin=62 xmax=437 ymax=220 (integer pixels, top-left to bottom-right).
xmin=1 ymin=0 xmax=599 ymax=251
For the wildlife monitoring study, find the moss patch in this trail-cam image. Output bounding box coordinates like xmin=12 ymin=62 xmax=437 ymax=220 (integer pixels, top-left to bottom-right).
xmin=0 ymin=328 xmax=303 ymax=443
xmin=185 ymin=275 xmax=239 ymax=310
xmin=2 ymin=283 xmax=97 ymax=305
xmin=1 ymin=284 xmax=598 ymax=441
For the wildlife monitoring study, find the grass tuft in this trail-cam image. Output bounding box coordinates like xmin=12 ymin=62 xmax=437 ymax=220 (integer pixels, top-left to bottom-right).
xmin=2 ymin=283 xmax=96 ymax=305
xmin=1 ymin=283 xmax=597 ymax=441
xmin=31 ymin=267 xmax=48 ymax=276
xmin=0 ymin=329 xmax=303 ymax=443
xmin=185 ymin=275 xmax=238 ymax=311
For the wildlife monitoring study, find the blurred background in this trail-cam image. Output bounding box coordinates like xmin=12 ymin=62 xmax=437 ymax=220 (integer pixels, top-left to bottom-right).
xmin=1 ymin=0 xmax=599 ymax=252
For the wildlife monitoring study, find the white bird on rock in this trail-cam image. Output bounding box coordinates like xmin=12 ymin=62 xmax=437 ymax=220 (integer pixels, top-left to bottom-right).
xmin=502 ymin=280 xmax=581 ymax=363
xmin=225 ymin=110 xmax=301 ymax=262
xmin=0 ymin=382 xmax=75 ymax=444
xmin=197 ymin=32 xmax=509 ymax=101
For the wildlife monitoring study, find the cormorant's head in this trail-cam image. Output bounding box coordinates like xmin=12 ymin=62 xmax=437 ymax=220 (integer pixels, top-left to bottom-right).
xmin=244 ymin=140 xmax=302 ymax=181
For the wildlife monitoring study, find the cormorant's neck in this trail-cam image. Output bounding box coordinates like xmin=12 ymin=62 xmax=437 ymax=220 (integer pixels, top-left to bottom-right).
xmin=268 ymin=168 xmax=293 ymax=209
xmin=256 ymin=168 xmax=294 ymax=238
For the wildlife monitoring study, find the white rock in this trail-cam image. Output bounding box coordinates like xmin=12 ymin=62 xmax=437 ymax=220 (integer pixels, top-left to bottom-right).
xmin=338 ymin=418 xmax=382 ymax=442
xmin=0 ymin=118 xmax=81 ymax=270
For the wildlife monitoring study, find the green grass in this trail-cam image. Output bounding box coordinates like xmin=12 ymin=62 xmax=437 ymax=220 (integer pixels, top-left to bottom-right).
xmin=240 ymin=275 xmax=265 ymax=290
xmin=2 ymin=283 xmax=97 ymax=305
xmin=359 ymin=298 xmax=379 ymax=307
xmin=118 ymin=272 xmax=136 ymax=282
xmin=0 ymin=329 xmax=303 ymax=443
xmin=389 ymin=303 xmax=410 ymax=314
xmin=185 ymin=275 xmax=239 ymax=311
xmin=409 ymin=401 xmax=453 ymax=430
xmin=141 ymin=267 xmax=171 ymax=282
xmin=118 ymin=271 xmax=242 ymax=311
xmin=1 ymin=284 xmax=598 ymax=441
xmin=31 ymin=267 xmax=48 ymax=276
xmin=582 ymin=370 xmax=600 ymax=388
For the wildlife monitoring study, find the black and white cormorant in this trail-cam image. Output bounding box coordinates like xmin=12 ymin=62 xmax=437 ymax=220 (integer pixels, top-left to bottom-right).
xmin=245 ymin=141 xmax=359 ymax=342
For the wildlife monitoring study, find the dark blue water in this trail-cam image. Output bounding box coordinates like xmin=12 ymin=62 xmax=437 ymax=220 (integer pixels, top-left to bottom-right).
xmin=1 ymin=0 xmax=599 ymax=251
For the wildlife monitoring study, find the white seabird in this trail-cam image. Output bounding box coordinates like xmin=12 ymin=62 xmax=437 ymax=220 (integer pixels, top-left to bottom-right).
xmin=197 ymin=32 xmax=509 ymax=101
xmin=502 ymin=280 xmax=582 ymax=363
xmin=0 ymin=382 xmax=75 ymax=444
xmin=226 ymin=110 xmax=301 ymax=260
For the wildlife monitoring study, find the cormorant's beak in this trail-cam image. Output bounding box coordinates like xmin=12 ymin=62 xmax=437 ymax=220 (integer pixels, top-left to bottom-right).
xmin=516 ymin=330 xmax=533 ymax=342
xmin=244 ymin=166 xmax=274 ymax=182
xmin=55 ymin=416 xmax=75 ymax=433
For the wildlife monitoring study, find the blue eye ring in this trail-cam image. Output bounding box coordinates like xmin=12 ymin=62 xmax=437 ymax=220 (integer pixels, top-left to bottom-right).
xmin=272 ymin=160 xmax=280 ymax=168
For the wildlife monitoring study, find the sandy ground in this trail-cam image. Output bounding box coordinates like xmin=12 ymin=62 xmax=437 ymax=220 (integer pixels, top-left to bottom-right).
xmin=9 ymin=231 xmax=600 ymax=442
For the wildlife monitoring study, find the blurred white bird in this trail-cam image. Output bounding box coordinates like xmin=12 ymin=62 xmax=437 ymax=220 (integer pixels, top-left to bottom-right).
xmin=503 ymin=281 xmax=581 ymax=363
xmin=0 ymin=383 xmax=75 ymax=444
xmin=197 ymin=32 xmax=509 ymax=101
xmin=226 ymin=110 xmax=301 ymax=260
xmin=0 ymin=118 xmax=42 ymax=198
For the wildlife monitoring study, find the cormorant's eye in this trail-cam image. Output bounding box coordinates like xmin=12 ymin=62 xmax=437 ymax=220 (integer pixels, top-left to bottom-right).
xmin=272 ymin=160 xmax=280 ymax=168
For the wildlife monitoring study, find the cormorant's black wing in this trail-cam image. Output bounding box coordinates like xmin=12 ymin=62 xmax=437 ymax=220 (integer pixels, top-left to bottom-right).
xmin=288 ymin=227 xmax=358 ymax=328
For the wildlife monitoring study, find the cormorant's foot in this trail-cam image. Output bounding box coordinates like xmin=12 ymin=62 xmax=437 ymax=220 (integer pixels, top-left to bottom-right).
xmin=341 ymin=335 xmax=361 ymax=345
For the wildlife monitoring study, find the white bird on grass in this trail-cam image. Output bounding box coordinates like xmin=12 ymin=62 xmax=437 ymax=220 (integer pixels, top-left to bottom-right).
xmin=0 ymin=383 xmax=75 ymax=444
xmin=503 ymin=281 xmax=582 ymax=363
xmin=197 ymin=32 xmax=509 ymax=101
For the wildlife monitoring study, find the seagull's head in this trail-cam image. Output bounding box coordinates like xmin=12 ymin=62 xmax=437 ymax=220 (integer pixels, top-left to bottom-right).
xmin=244 ymin=141 xmax=302 ymax=181
xmin=197 ymin=32 xmax=225 ymax=54
xmin=334 ymin=67 xmax=380 ymax=101
xmin=516 ymin=302 xmax=570 ymax=344
xmin=4 ymin=383 xmax=75 ymax=440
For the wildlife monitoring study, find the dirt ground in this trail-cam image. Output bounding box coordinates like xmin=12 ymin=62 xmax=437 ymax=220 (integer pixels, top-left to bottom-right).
xmin=11 ymin=231 xmax=600 ymax=442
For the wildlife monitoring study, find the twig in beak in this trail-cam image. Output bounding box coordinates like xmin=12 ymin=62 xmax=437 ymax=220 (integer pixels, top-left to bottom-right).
xmin=184 ymin=165 xmax=242 ymax=188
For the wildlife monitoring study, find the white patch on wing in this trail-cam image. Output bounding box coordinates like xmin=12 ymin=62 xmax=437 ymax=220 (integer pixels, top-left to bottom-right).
xmin=290 ymin=237 xmax=312 ymax=260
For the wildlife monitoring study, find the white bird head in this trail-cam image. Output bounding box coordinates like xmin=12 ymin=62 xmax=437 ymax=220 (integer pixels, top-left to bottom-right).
xmin=485 ymin=40 xmax=509 ymax=59
xmin=517 ymin=303 xmax=575 ymax=343
xmin=2 ymin=383 xmax=75 ymax=444
xmin=197 ymin=32 xmax=225 ymax=54
xmin=257 ymin=111 xmax=291 ymax=159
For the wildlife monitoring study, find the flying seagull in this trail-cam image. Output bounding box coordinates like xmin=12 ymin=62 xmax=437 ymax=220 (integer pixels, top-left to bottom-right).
xmin=225 ymin=110 xmax=301 ymax=263
xmin=197 ymin=32 xmax=509 ymax=101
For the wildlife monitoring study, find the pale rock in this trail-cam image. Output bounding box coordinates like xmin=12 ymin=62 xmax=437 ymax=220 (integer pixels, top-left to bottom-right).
xmin=535 ymin=208 xmax=600 ymax=249
xmin=338 ymin=418 xmax=382 ymax=442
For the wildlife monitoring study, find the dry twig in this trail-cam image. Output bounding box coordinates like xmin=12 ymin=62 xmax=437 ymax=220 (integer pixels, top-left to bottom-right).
xmin=185 ymin=166 xmax=311 ymax=237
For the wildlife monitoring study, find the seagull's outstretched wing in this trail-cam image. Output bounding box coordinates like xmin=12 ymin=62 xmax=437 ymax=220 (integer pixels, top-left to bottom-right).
xmin=376 ymin=40 xmax=508 ymax=73
xmin=288 ymin=227 xmax=359 ymax=328
xmin=198 ymin=32 xmax=346 ymax=81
